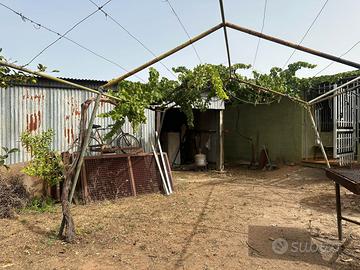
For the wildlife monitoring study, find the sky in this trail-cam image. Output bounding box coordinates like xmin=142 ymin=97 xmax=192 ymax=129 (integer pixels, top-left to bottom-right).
xmin=0 ymin=0 xmax=359 ymax=82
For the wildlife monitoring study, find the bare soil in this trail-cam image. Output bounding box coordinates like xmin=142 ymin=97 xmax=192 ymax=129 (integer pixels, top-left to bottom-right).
xmin=1 ymin=165 xmax=360 ymax=269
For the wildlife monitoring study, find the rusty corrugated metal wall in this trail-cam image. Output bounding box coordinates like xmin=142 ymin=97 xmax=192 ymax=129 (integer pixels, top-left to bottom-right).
xmin=0 ymin=80 xmax=155 ymax=164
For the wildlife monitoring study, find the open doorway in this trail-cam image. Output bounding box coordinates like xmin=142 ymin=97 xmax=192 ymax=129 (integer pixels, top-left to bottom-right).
xmin=158 ymin=108 xmax=223 ymax=170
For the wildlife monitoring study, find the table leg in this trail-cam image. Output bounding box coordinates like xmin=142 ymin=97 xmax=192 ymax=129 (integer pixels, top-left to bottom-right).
xmin=335 ymin=182 xmax=342 ymax=241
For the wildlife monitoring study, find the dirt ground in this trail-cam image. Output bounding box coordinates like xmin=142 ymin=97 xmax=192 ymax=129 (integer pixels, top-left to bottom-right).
xmin=1 ymin=165 xmax=360 ymax=269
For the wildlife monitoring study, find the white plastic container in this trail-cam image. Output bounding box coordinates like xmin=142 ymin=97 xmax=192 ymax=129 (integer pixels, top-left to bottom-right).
xmin=194 ymin=153 xmax=207 ymax=167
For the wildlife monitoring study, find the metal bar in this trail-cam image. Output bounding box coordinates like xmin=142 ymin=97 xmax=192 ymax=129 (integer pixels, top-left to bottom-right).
xmin=307 ymin=106 xmax=331 ymax=168
xmin=233 ymin=77 xmax=309 ymax=105
xmin=225 ymin=22 xmax=360 ymax=69
xmin=156 ymin=131 xmax=172 ymax=194
xmin=309 ymin=76 xmax=360 ymax=105
xmin=163 ymin=152 xmax=174 ymax=191
xmin=102 ymin=23 xmax=224 ymax=88
xmin=312 ymin=84 xmax=360 ymax=106
xmin=342 ymin=216 xmax=360 ymax=226
xmin=151 ymin=143 xmax=170 ymax=195
xmin=219 ymin=0 xmax=232 ymax=74
xmin=335 ymin=183 xmax=343 ymax=240
xmin=0 ymin=60 xmax=122 ymax=102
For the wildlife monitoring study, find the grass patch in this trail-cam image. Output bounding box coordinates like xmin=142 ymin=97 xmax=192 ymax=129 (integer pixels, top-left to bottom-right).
xmin=25 ymin=197 xmax=56 ymax=213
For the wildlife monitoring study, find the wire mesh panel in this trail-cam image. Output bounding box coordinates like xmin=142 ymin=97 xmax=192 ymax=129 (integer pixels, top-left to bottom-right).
xmin=81 ymin=153 xmax=172 ymax=202
xmin=83 ymin=156 xmax=133 ymax=201
xmin=131 ymin=155 xmax=162 ymax=194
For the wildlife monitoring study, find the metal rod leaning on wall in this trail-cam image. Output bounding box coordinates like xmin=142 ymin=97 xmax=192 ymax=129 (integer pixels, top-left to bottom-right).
xmin=156 ymin=131 xmax=172 ymax=194
xmin=59 ymin=90 xmax=103 ymax=236
xmin=0 ymin=60 xmax=121 ymax=102
xmin=151 ymin=143 xmax=170 ymax=195
xmin=307 ymin=105 xmax=331 ymax=169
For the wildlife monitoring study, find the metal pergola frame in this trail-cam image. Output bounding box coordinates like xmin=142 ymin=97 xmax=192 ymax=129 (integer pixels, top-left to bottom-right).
xmin=1 ymin=0 xmax=360 ymax=241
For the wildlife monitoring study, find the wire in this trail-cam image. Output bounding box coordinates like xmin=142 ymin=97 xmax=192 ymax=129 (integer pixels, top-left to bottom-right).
xmin=87 ymin=0 xmax=177 ymax=79
xmin=282 ymin=0 xmax=329 ymax=69
xmin=24 ymin=0 xmax=113 ymax=67
xmin=164 ymin=0 xmax=202 ymax=64
xmin=252 ymin=0 xmax=267 ymax=70
xmin=313 ymin=39 xmax=360 ymax=77
xmin=0 ymin=1 xmax=145 ymax=82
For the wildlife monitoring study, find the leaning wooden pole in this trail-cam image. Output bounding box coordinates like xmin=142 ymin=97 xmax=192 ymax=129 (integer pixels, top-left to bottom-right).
xmin=225 ymin=22 xmax=360 ymax=70
xmin=102 ymin=23 xmax=224 ymax=89
xmin=58 ymin=90 xmax=102 ymax=241
xmin=307 ymin=106 xmax=331 ymax=168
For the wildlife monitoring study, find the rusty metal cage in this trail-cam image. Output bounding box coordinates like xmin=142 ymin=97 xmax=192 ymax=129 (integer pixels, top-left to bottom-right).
xmin=80 ymin=152 xmax=173 ymax=202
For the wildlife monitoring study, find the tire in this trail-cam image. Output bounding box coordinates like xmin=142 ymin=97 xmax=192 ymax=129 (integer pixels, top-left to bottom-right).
xmin=68 ymin=136 xmax=102 ymax=156
xmin=117 ymin=134 xmax=141 ymax=154
xmin=87 ymin=136 xmax=103 ymax=154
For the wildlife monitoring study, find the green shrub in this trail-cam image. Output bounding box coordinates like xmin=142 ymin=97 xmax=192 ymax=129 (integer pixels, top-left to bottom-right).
xmin=0 ymin=147 xmax=19 ymax=169
xmin=25 ymin=197 xmax=55 ymax=213
xmin=21 ymin=129 xmax=63 ymax=186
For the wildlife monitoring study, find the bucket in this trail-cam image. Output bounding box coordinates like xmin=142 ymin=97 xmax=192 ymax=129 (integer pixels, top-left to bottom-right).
xmin=194 ymin=153 xmax=207 ymax=167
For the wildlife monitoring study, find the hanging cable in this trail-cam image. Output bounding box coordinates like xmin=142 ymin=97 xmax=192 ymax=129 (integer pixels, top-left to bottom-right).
xmin=313 ymin=39 xmax=360 ymax=77
xmin=24 ymin=0 xmax=113 ymax=66
xmin=282 ymin=0 xmax=329 ymax=69
xmin=164 ymin=0 xmax=202 ymax=64
xmin=252 ymin=0 xmax=268 ymax=70
xmin=87 ymin=0 xmax=177 ymax=79
xmin=0 ymin=2 xmax=145 ymax=82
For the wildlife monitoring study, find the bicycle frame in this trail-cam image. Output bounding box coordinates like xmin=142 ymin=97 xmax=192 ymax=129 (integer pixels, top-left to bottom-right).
xmin=91 ymin=126 xmax=124 ymax=147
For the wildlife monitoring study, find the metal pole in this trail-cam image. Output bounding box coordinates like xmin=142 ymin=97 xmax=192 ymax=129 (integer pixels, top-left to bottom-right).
xmin=151 ymin=143 xmax=170 ymax=195
xmin=68 ymin=90 xmax=103 ymax=202
xmin=225 ymin=22 xmax=360 ymax=70
xmin=218 ymin=0 xmax=232 ymax=74
xmin=0 ymin=60 xmax=121 ymax=102
xmin=233 ymin=77 xmax=309 ymax=105
xmin=307 ymin=106 xmax=331 ymax=168
xmin=308 ymin=76 xmax=360 ymax=105
xmin=102 ymin=23 xmax=224 ymax=88
xmin=335 ymin=182 xmax=343 ymax=240
xmin=155 ymin=131 xmax=172 ymax=194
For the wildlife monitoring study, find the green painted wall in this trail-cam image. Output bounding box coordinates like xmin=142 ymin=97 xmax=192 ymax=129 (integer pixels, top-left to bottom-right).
xmin=224 ymin=98 xmax=314 ymax=164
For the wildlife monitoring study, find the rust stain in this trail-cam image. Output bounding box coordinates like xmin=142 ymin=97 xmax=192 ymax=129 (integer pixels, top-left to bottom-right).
xmin=64 ymin=128 xmax=75 ymax=144
xmin=65 ymin=115 xmax=70 ymax=120
xmin=22 ymin=90 xmax=45 ymax=103
xmin=66 ymin=96 xmax=81 ymax=118
xmin=26 ymin=111 xmax=41 ymax=132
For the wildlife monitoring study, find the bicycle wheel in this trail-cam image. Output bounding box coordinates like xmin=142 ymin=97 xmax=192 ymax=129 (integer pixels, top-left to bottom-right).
xmin=88 ymin=136 xmax=103 ymax=154
xmin=68 ymin=136 xmax=102 ymax=155
xmin=117 ymin=134 xmax=141 ymax=154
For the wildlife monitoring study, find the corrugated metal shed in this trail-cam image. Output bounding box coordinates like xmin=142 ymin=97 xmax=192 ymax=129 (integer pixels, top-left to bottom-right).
xmin=0 ymin=78 xmax=155 ymax=164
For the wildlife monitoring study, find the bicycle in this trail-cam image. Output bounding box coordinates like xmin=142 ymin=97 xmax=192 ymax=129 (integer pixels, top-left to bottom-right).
xmin=70 ymin=124 xmax=142 ymax=155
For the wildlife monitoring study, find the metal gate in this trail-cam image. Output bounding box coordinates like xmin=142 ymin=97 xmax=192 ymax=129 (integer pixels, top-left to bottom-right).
xmin=333 ymin=79 xmax=360 ymax=166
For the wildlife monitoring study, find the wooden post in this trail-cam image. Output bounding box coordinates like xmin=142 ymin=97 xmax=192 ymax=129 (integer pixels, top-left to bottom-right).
xmin=127 ymin=156 xmax=137 ymax=196
xmin=59 ymin=90 xmax=103 ymax=238
xmin=217 ymin=110 xmax=224 ymax=171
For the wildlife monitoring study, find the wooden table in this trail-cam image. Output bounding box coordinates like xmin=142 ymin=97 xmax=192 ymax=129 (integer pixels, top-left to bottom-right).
xmin=325 ymin=168 xmax=360 ymax=240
